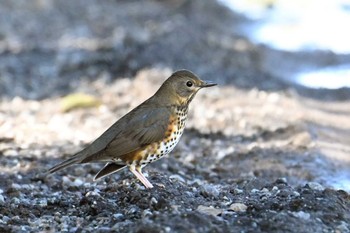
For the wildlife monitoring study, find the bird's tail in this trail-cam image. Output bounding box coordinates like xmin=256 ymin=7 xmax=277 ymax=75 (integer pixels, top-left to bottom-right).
xmin=47 ymin=153 xmax=83 ymax=174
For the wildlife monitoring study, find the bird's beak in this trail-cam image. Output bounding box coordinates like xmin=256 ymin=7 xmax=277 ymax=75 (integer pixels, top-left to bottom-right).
xmin=198 ymin=80 xmax=217 ymax=88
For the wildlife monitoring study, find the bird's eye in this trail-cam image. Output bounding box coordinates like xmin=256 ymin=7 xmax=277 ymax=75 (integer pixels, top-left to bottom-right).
xmin=186 ymin=81 xmax=193 ymax=87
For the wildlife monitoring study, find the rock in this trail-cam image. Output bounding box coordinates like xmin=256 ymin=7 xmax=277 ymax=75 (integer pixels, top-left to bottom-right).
xmin=336 ymin=221 xmax=349 ymax=233
xmin=233 ymin=188 xmax=244 ymax=194
xmin=197 ymin=205 xmax=222 ymax=216
xmin=37 ymin=199 xmax=48 ymax=207
xmin=85 ymin=189 xmax=101 ymax=197
xmin=169 ymin=174 xmax=186 ymax=183
xmin=113 ymin=213 xmax=123 ymax=220
xmin=307 ymin=182 xmax=325 ymax=191
xmin=275 ymin=177 xmax=288 ymax=184
xmin=2 ymin=216 xmax=10 ymax=224
xmin=292 ymin=211 xmax=311 ymax=220
xmin=0 ymin=194 xmax=5 ymax=205
xmin=229 ymin=203 xmax=248 ymax=212
xmin=200 ymin=184 xmax=220 ymax=198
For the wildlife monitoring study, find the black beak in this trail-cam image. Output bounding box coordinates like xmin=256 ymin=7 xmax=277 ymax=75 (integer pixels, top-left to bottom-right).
xmin=199 ymin=80 xmax=217 ymax=88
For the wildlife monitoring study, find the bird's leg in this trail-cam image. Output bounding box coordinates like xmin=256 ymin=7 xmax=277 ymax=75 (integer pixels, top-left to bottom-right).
xmin=129 ymin=165 xmax=154 ymax=189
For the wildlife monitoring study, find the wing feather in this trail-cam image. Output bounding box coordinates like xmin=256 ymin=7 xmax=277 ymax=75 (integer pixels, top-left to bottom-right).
xmin=81 ymin=106 xmax=171 ymax=163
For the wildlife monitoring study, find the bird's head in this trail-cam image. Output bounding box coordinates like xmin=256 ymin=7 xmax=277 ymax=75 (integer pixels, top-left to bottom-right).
xmin=155 ymin=70 xmax=217 ymax=106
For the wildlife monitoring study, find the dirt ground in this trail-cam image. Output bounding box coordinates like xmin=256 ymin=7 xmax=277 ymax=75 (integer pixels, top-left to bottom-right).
xmin=0 ymin=0 xmax=349 ymax=232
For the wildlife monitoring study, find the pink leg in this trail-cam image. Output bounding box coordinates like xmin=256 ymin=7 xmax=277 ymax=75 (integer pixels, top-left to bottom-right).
xmin=129 ymin=165 xmax=154 ymax=189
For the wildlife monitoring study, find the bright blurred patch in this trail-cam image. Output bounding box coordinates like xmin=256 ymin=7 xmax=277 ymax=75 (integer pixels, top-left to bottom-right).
xmin=295 ymin=66 xmax=350 ymax=89
xmin=220 ymin=0 xmax=350 ymax=53
xmin=60 ymin=93 xmax=101 ymax=112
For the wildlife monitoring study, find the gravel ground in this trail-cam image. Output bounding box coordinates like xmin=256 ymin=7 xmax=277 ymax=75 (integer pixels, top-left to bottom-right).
xmin=0 ymin=0 xmax=349 ymax=232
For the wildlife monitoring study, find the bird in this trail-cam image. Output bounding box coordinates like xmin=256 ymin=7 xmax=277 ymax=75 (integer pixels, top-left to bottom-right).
xmin=48 ymin=70 xmax=217 ymax=188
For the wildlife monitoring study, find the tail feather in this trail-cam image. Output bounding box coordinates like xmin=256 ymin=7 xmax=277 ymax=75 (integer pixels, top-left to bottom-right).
xmin=94 ymin=162 xmax=126 ymax=180
xmin=47 ymin=154 xmax=82 ymax=174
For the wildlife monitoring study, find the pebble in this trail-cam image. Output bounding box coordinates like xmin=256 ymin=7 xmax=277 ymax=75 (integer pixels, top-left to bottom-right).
xmin=112 ymin=213 xmax=123 ymax=219
xmin=11 ymin=183 xmax=22 ymax=190
xmin=0 ymin=194 xmax=5 ymax=205
xmin=251 ymin=189 xmax=259 ymax=193
xmin=3 ymin=149 xmax=19 ymax=156
xmin=307 ymin=182 xmax=325 ymax=191
xmin=169 ymin=174 xmax=186 ymax=183
xmin=127 ymin=207 xmax=138 ymax=215
xmin=292 ymin=211 xmax=310 ymax=220
xmin=142 ymin=209 xmax=152 ymax=218
xmin=229 ymin=203 xmax=248 ymax=212
xmin=336 ymin=221 xmax=349 ymax=233
xmin=184 ymin=191 xmax=195 ymax=198
xmin=261 ymin=188 xmax=269 ymax=193
xmin=292 ymin=191 xmax=300 ymax=197
xmin=275 ymin=177 xmax=287 ymax=184
xmin=2 ymin=216 xmax=10 ymax=224
xmin=73 ymin=178 xmax=84 ymax=187
xmin=197 ymin=205 xmax=222 ymax=216
xmin=200 ymin=184 xmax=220 ymax=198
xmin=37 ymin=199 xmax=48 ymax=207
xmin=150 ymin=197 xmax=158 ymax=205
xmin=233 ymin=188 xmax=243 ymax=194
xmin=11 ymin=197 xmax=20 ymax=205
xmin=85 ymin=189 xmax=101 ymax=197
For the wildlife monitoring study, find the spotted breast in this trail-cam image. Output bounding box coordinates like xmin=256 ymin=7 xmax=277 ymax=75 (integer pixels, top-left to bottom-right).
xmin=126 ymin=105 xmax=188 ymax=167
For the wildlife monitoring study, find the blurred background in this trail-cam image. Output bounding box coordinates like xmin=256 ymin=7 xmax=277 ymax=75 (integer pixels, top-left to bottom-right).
xmin=0 ymin=0 xmax=349 ymax=191
xmin=0 ymin=0 xmax=349 ymax=99
xmin=0 ymin=2 xmax=350 ymax=231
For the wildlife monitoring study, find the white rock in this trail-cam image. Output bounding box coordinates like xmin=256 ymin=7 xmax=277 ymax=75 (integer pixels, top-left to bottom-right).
xmin=197 ymin=205 xmax=222 ymax=216
xmin=307 ymin=182 xmax=325 ymax=191
xmin=200 ymin=184 xmax=220 ymax=198
xmin=0 ymin=194 xmax=5 ymax=205
xmin=229 ymin=203 xmax=248 ymax=212
xmin=292 ymin=211 xmax=310 ymax=220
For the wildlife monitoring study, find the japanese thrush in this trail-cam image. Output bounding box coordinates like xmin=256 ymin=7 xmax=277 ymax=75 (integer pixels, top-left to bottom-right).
xmin=48 ymin=70 xmax=216 ymax=188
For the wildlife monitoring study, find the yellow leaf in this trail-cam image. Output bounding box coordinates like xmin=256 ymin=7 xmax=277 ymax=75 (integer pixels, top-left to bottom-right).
xmin=60 ymin=93 xmax=101 ymax=112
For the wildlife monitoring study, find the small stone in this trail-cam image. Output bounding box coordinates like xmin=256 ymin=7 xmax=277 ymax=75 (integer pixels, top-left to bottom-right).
xmin=2 ymin=216 xmax=10 ymax=224
xmin=127 ymin=207 xmax=138 ymax=214
xmin=3 ymin=149 xmax=18 ymax=156
xmin=113 ymin=213 xmax=123 ymax=219
xmin=169 ymin=174 xmax=185 ymax=183
xmin=197 ymin=205 xmax=222 ymax=216
xmin=150 ymin=197 xmax=158 ymax=205
xmin=142 ymin=209 xmax=152 ymax=218
xmin=11 ymin=197 xmax=20 ymax=205
xmin=73 ymin=178 xmax=84 ymax=187
xmin=307 ymin=182 xmax=325 ymax=191
xmin=291 ymin=132 xmax=312 ymax=148
xmin=38 ymin=199 xmax=48 ymax=207
xmin=0 ymin=194 xmax=5 ymax=205
xmin=275 ymin=177 xmax=287 ymax=184
xmin=200 ymin=184 xmax=220 ymax=198
xmin=251 ymin=189 xmax=259 ymax=193
xmin=261 ymin=188 xmax=269 ymax=193
xmin=229 ymin=203 xmax=248 ymax=212
xmin=85 ymin=189 xmax=101 ymax=197
xmin=233 ymin=188 xmax=243 ymax=194
xmin=292 ymin=191 xmax=300 ymax=197
xmin=336 ymin=221 xmax=349 ymax=233
xmin=292 ymin=211 xmax=310 ymax=220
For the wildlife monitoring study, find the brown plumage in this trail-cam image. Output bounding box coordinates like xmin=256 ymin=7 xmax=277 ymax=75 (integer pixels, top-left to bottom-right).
xmin=48 ymin=70 xmax=216 ymax=188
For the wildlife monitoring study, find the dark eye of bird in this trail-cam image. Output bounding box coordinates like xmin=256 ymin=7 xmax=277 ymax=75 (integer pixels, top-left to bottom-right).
xmin=186 ymin=81 xmax=193 ymax=87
